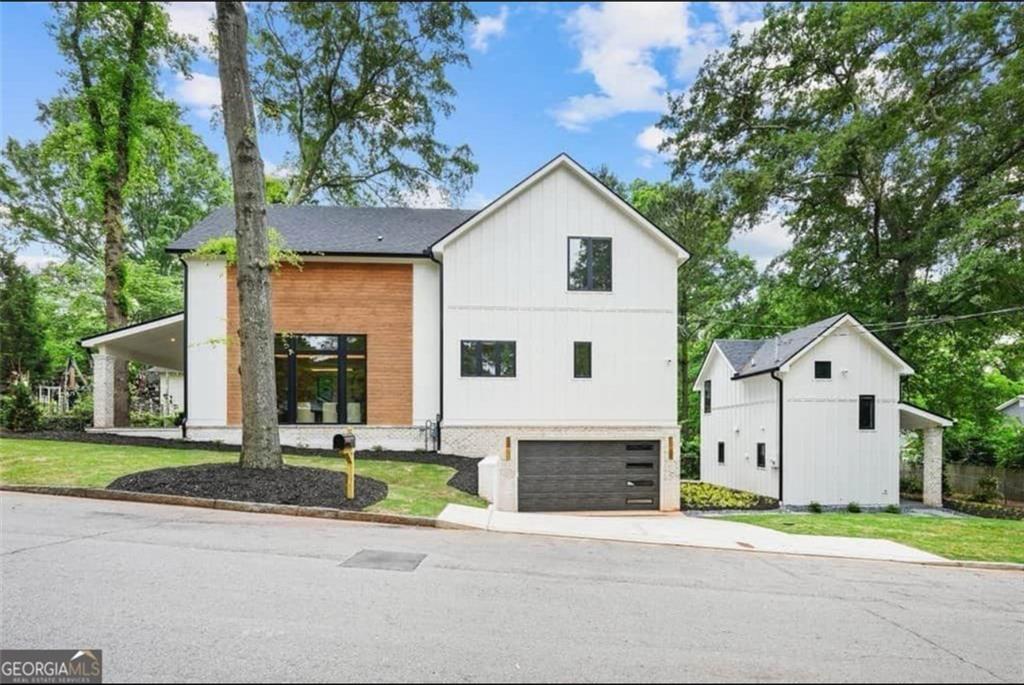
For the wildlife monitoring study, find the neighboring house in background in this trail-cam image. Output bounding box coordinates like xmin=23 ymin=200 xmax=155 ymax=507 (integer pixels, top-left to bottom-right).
xmin=996 ymin=395 xmax=1024 ymax=423
xmin=693 ymin=313 xmax=953 ymax=507
xmin=81 ymin=154 xmax=688 ymax=513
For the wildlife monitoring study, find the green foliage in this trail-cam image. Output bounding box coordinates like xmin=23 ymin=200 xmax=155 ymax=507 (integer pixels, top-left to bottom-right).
xmin=944 ymin=420 xmax=1024 ymax=468
xmin=681 ymin=482 xmax=778 ymax=510
xmin=190 ymin=229 xmax=303 ymax=271
xmin=808 ymin=501 xmax=823 ymax=513
xmin=661 ymin=1 xmax=1024 ymax=440
xmin=250 ymin=1 xmax=477 ymax=205
xmin=0 ymin=248 xmax=49 ymax=382
xmin=970 ymin=476 xmax=1001 ymax=504
xmin=846 ymin=501 xmax=862 ymax=514
xmin=900 ymin=476 xmax=922 ymax=495
xmin=38 ymin=395 xmax=93 ymax=432
xmin=2 ymin=382 xmax=40 ymax=432
xmin=996 ymin=424 xmax=1024 ymax=469
xmin=883 ymin=504 xmax=901 ymax=515
xmin=943 ymin=497 xmax=1024 ymax=521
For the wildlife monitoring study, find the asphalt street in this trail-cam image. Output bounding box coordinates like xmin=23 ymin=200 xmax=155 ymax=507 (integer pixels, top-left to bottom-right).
xmin=1 ymin=493 xmax=1021 ymax=683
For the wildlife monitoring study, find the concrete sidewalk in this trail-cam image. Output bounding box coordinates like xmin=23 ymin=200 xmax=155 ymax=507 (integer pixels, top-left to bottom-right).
xmin=438 ymin=505 xmax=945 ymax=564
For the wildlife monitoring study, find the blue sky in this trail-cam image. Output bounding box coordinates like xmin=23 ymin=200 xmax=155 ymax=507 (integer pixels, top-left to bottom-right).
xmin=0 ymin=2 xmax=788 ymax=268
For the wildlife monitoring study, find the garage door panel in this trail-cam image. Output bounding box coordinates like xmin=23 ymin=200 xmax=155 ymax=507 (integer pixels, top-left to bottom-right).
xmin=517 ymin=440 xmax=660 ymax=512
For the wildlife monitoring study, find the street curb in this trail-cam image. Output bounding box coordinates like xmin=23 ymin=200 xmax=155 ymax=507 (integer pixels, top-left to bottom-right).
xmin=0 ymin=485 xmax=476 ymax=530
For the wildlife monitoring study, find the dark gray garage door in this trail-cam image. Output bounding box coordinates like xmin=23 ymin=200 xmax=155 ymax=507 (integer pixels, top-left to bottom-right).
xmin=518 ymin=440 xmax=660 ymax=512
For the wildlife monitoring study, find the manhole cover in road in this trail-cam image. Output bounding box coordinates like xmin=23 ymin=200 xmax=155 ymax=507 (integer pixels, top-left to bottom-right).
xmin=340 ymin=549 xmax=427 ymax=572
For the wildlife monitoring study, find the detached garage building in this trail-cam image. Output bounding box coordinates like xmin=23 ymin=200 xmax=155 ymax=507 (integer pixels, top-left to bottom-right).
xmin=83 ymin=154 xmax=688 ymax=513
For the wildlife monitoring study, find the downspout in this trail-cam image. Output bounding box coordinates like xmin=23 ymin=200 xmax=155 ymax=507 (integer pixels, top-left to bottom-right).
xmin=178 ymin=256 xmax=189 ymax=439
xmin=427 ymin=250 xmax=444 ymax=448
xmin=770 ymin=371 xmax=783 ymax=503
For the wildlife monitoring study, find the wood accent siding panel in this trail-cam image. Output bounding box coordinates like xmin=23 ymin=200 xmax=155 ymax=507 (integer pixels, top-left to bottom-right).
xmin=225 ymin=262 xmax=413 ymax=426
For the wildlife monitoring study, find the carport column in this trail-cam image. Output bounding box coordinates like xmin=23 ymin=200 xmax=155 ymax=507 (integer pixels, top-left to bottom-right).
xmin=922 ymin=427 xmax=943 ymax=508
xmin=92 ymin=349 xmax=116 ymax=429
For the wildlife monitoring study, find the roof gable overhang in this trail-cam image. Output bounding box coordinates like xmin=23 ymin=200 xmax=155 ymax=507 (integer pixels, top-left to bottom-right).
xmin=777 ymin=313 xmax=914 ymax=376
xmin=430 ymin=153 xmax=690 ymax=263
xmin=692 ymin=342 xmax=736 ymax=391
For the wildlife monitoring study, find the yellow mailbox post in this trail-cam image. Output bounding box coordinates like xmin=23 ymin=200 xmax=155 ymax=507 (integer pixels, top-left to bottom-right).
xmin=333 ymin=431 xmax=356 ymax=500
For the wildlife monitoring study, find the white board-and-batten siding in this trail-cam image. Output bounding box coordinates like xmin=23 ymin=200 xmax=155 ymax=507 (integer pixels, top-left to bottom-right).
xmin=700 ymin=319 xmax=903 ymax=506
xmin=440 ymin=164 xmax=679 ymax=427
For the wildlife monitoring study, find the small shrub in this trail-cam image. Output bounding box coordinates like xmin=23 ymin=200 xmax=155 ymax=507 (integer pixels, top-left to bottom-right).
xmin=969 ymin=476 xmax=1000 ymax=504
xmin=883 ymin=504 xmax=901 ymax=514
xmin=680 ymin=482 xmax=778 ymax=510
xmin=899 ymin=476 xmax=922 ymax=495
xmin=846 ymin=501 xmax=862 ymax=513
xmin=808 ymin=501 xmax=823 ymax=513
xmin=944 ymin=497 xmax=1024 ymax=521
xmin=2 ymin=382 xmax=40 ymax=432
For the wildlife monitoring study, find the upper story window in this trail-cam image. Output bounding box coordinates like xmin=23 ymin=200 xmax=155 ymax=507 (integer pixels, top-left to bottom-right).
xmin=756 ymin=442 xmax=766 ymax=468
xmin=703 ymin=380 xmax=712 ymax=413
xmin=573 ymin=341 xmax=592 ymax=378
xmin=461 ymin=340 xmax=516 ymax=377
xmin=814 ymin=361 xmax=832 ymax=379
xmin=568 ymin=237 xmax=612 ymax=291
xmin=859 ymin=395 xmax=875 ymax=430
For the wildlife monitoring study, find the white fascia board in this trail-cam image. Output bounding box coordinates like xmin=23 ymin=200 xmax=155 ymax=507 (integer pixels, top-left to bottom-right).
xmin=899 ymin=402 xmax=954 ymax=428
xmin=779 ymin=313 xmax=915 ymax=376
xmin=431 ymin=154 xmax=690 ymax=264
xmin=80 ymin=313 xmax=184 ymax=349
xmin=995 ymin=396 xmax=1024 ymax=412
xmin=691 ymin=343 xmax=735 ymax=391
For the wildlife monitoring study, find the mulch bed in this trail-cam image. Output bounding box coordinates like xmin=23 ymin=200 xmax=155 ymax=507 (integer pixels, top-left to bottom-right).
xmin=108 ymin=463 xmax=388 ymax=510
xmin=9 ymin=430 xmax=480 ymax=497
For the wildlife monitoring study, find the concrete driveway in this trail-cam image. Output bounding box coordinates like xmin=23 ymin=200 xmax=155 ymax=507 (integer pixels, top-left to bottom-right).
xmin=1 ymin=492 xmax=1021 ymax=683
xmin=438 ymin=505 xmax=946 ymax=564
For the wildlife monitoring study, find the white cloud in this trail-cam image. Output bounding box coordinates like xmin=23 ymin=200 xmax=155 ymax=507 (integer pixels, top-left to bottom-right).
xmin=16 ymin=253 xmax=62 ymax=272
xmin=729 ymin=213 xmax=792 ymax=271
xmin=471 ymin=5 xmax=510 ymax=53
xmin=555 ymin=2 xmax=765 ymax=132
xmin=263 ymin=160 xmax=294 ymax=180
xmin=635 ymin=125 xmax=667 ymax=154
xmin=173 ymin=72 xmax=221 ymax=120
xmin=401 ymin=183 xmax=453 ymax=209
xmin=165 ymin=2 xmax=217 ymax=52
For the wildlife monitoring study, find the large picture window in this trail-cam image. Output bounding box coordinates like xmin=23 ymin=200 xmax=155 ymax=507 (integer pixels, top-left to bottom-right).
xmin=567 ymin=237 xmax=612 ymax=291
xmin=461 ymin=340 xmax=516 ymax=377
xmin=274 ymin=333 xmax=367 ymax=424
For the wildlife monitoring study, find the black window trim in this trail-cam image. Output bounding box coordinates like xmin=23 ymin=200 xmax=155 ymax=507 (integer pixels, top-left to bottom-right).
xmin=703 ymin=379 xmax=712 ymax=413
xmin=276 ymin=332 xmax=367 ymax=425
xmin=756 ymin=442 xmax=766 ymax=469
xmin=717 ymin=441 xmax=725 ymax=464
xmin=814 ymin=360 xmax=832 ymax=380
xmin=573 ymin=340 xmax=592 ymax=379
xmin=859 ymin=394 xmax=876 ymax=430
xmin=460 ymin=339 xmax=517 ymax=378
xmin=567 ymin=236 xmax=612 ymax=292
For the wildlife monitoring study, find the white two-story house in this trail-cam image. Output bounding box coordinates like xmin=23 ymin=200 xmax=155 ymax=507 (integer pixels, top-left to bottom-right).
xmin=83 ymin=154 xmax=689 ymax=513
xmin=694 ymin=313 xmax=952 ymax=507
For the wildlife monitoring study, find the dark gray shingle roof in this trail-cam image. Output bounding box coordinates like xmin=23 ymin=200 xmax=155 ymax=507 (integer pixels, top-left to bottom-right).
xmin=165 ymin=205 xmax=478 ymax=256
xmin=723 ymin=313 xmax=847 ymax=378
xmin=714 ymin=339 xmax=763 ymax=371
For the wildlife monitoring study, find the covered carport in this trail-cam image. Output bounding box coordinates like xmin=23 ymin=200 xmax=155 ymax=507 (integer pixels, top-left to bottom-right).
xmin=899 ymin=402 xmax=954 ymax=507
xmin=80 ymin=313 xmax=184 ymax=429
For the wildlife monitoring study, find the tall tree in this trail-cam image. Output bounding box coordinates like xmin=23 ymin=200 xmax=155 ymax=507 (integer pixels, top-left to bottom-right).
xmin=627 ymin=179 xmax=758 ymax=439
xmin=250 ymin=1 xmax=477 ymax=205
xmin=0 ymin=2 xmax=217 ymax=425
xmin=0 ymin=248 xmax=49 ymax=384
xmin=661 ymin=2 xmax=1024 ymax=351
xmin=216 ymin=1 xmax=282 ymax=469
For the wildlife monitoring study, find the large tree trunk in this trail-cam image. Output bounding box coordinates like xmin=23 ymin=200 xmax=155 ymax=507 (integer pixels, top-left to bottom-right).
xmin=102 ymin=190 xmax=130 ymax=426
xmin=216 ymin=1 xmax=282 ymax=469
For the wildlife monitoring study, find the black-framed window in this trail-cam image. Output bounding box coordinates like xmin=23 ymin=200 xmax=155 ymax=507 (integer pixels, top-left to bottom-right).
xmin=567 ymin=237 xmax=612 ymax=291
xmin=814 ymin=361 xmax=832 ymax=379
xmin=274 ymin=333 xmax=366 ymax=425
xmin=461 ymin=340 xmax=516 ymax=377
xmin=717 ymin=441 xmax=725 ymax=464
xmin=703 ymin=379 xmax=712 ymax=413
xmin=756 ymin=442 xmax=766 ymax=468
xmin=859 ymin=395 xmax=875 ymax=430
xmin=573 ymin=341 xmax=592 ymax=378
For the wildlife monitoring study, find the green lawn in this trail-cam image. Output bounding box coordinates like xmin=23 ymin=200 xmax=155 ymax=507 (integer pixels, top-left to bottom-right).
xmin=0 ymin=438 xmax=485 ymax=518
xmin=722 ymin=512 xmax=1024 ymax=563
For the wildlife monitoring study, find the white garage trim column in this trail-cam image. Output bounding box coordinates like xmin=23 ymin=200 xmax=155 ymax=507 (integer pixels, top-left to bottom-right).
xmin=91 ymin=348 xmax=116 ymax=429
xmin=922 ymin=427 xmax=943 ymax=508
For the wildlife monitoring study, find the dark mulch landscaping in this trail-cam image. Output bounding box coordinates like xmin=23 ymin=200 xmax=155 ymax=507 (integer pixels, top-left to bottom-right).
xmin=108 ymin=463 xmax=388 ymax=510
xmin=10 ymin=430 xmax=480 ymax=497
